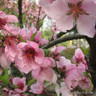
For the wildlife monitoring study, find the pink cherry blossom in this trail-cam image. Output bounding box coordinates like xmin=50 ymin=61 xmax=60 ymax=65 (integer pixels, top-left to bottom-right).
xmin=12 ymin=77 xmax=27 ymax=93
xmin=15 ymin=41 xmax=44 ymax=74
xmin=78 ymin=77 xmax=91 ymax=92
xmin=34 ymin=31 xmax=48 ymax=45
xmin=29 ymin=82 xmax=44 ymax=94
xmin=52 ymin=46 xmax=66 ymax=60
xmin=39 ymin=0 xmax=96 ymax=37
xmin=65 ymin=67 xmax=85 ymax=90
xmin=20 ymin=27 xmax=37 ymax=40
xmin=73 ymin=48 xmax=84 ymax=62
xmin=5 ymin=36 xmax=18 ymax=62
xmin=53 ymin=46 xmax=66 ymax=55
xmin=57 ymin=56 xmax=76 ymax=71
xmin=32 ymin=57 xmax=55 ymax=82
xmin=72 ymin=48 xmax=88 ymax=69
xmin=0 ymin=11 xmax=18 ymax=33
xmin=65 ymin=63 xmax=88 ymax=91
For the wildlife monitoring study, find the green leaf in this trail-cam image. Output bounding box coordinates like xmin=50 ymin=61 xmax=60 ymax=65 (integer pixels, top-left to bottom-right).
xmin=0 ymin=34 xmax=3 ymax=40
xmin=18 ymin=35 xmax=26 ymax=42
xmin=30 ymin=32 xmax=37 ymax=41
xmin=23 ymin=92 xmax=30 ymax=95
xmin=10 ymin=84 xmax=17 ymax=88
xmin=83 ymin=72 xmax=87 ymax=76
xmin=44 ymin=49 xmax=48 ymax=57
xmin=55 ymin=58 xmax=61 ymax=74
xmin=81 ymin=47 xmax=90 ymax=56
xmin=40 ymin=19 xmax=44 ymax=26
xmin=27 ymin=78 xmax=35 ymax=87
xmin=84 ymin=88 xmax=87 ymax=92
xmin=0 ymin=69 xmax=10 ymax=85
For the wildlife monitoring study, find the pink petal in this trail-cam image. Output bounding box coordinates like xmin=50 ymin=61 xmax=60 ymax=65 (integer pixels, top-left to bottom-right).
xmin=0 ymin=53 xmax=11 ymax=68
xmin=6 ymin=15 xmax=18 ymax=23
xmin=35 ymin=49 xmax=44 ymax=64
xmin=77 ymin=15 xmax=96 ymax=37
xmin=38 ymin=67 xmax=54 ymax=82
xmin=54 ymin=46 xmax=66 ymax=54
xmin=27 ymin=41 xmax=39 ymax=50
xmin=29 ymin=82 xmax=44 ymax=94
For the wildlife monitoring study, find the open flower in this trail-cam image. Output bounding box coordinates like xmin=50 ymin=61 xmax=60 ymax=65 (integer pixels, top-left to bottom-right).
xmin=12 ymin=77 xmax=27 ymax=93
xmin=0 ymin=11 xmax=18 ymax=33
xmin=65 ymin=63 xmax=89 ymax=91
xmin=32 ymin=57 xmax=55 ymax=82
xmin=39 ymin=0 xmax=96 ymax=37
xmin=15 ymin=41 xmax=44 ymax=74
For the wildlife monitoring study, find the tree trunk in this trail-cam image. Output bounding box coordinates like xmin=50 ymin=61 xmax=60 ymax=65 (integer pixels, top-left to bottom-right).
xmin=87 ymin=35 xmax=96 ymax=89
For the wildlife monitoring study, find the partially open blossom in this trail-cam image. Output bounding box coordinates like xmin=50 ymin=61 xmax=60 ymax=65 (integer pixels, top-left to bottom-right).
xmin=52 ymin=46 xmax=66 ymax=60
xmin=73 ymin=48 xmax=84 ymax=62
xmin=57 ymin=56 xmax=76 ymax=71
xmin=53 ymin=46 xmax=66 ymax=55
xmin=72 ymin=48 xmax=87 ymax=69
xmin=29 ymin=82 xmax=44 ymax=94
xmin=12 ymin=77 xmax=27 ymax=93
xmin=39 ymin=0 xmax=96 ymax=37
xmin=15 ymin=41 xmax=44 ymax=74
xmin=34 ymin=31 xmax=48 ymax=45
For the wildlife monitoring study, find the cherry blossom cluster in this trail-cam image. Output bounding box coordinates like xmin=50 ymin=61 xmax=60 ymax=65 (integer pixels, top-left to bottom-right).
xmin=1 ymin=0 xmax=45 ymax=27
xmin=0 ymin=11 xmax=55 ymax=96
xmin=0 ymin=0 xmax=95 ymax=95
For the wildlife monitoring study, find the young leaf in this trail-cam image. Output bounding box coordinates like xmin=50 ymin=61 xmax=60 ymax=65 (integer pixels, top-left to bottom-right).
xmin=30 ymin=32 xmax=37 ymax=41
xmin=18 ymin=35 xmax=26 ymax=42
xmin=27 ymin=78 xmax=35 ymax=87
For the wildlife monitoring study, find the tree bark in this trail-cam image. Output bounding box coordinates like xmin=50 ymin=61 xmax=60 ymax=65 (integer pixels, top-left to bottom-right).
xmin=18 ymin=0 xmax=23 ymax=28
xmin=86 ymin=35 xmax=96 ymax=89
xmin=43 ymin=33 xmax=86 ymax=48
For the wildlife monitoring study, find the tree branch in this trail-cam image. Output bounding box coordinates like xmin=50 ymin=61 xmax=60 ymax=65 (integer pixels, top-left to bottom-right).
xmin=18 ymin=0 xmax=23 ymax=28
xmin=43 ymin=33 xmax=87 ymax=49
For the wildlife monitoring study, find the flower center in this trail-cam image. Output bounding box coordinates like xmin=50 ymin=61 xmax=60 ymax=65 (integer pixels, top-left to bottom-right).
xmin=0 ymin=17 xmax=7 ymax=27
xmin=67 ymin=1 xmax=88 ymax=20
xmin=17 ymin=83 xmax=24 ymax=90
xmin=5 ymin=36 xmax=18 ymax=46
xmin=24 ymin=48 xmax=36 ymax=59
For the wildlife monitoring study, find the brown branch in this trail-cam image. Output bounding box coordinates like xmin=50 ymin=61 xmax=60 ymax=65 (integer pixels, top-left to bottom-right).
xmin=43 ymin=33 xmax=86 ymax=49
xmin=18 ymin=0 xmax=23 ymax=28
xmin=86 ymin=35 xmax=96 ymax=89
xmin=36 ymin=7 xmax=41 ymax=30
